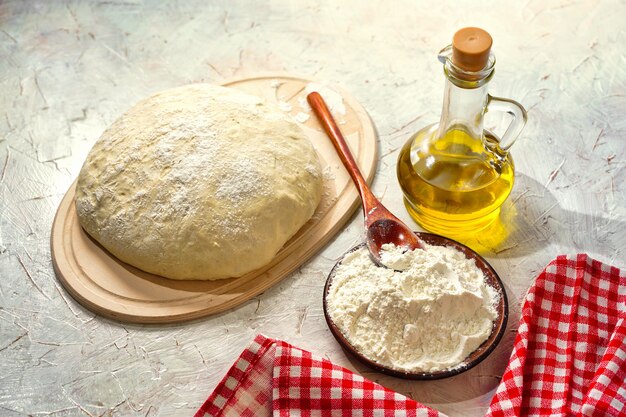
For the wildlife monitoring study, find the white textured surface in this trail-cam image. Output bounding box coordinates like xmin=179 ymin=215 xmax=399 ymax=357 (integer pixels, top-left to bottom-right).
xmin=0 ymin=1 xmax=624 ymax=416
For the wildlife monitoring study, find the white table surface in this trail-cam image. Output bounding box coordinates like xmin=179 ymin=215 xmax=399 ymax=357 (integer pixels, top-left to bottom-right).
xmin=1 ymin=1 xmax=624 ymax=415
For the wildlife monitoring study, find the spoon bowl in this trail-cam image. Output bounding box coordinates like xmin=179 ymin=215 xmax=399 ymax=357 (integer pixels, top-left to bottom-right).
xmin=365 ymin=218 xmax=423 ymax=266
xmin=323 ymin=232 xmax=509 ymax=380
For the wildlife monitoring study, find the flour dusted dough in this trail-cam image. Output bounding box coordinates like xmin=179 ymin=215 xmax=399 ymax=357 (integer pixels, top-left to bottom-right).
xmin=75 ymin=84 xmax=322 ymax=280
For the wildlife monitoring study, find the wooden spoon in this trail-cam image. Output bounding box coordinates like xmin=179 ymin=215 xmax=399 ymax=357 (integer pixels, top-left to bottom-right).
xmin=307 ymin=92 xmax=424 ymax=265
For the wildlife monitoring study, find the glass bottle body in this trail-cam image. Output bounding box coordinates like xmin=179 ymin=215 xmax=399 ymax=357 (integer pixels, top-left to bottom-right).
xmin=397 ymin=53 xmax=524 ymax=238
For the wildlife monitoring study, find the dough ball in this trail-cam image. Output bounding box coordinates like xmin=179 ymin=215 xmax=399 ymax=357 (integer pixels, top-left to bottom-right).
xmin=75 ymin=84 xmax=322 ymax=280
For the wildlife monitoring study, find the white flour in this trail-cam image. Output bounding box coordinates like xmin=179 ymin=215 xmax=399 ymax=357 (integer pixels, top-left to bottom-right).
xmin=303 ymin=83 xmax=346 ymax=115
xmin=326 ymin=243 xmax=498 ymax=372
xmin=269 ymin=80 xmax=346 ymax=124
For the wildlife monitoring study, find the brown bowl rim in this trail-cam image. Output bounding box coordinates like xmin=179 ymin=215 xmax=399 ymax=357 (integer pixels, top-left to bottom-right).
xmin=322 ymin=232 xmax=509 ymax=380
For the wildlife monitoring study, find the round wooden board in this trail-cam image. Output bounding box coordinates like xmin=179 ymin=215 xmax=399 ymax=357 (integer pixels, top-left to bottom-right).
xmin=51 ymin=74 xmax=378 ymax=323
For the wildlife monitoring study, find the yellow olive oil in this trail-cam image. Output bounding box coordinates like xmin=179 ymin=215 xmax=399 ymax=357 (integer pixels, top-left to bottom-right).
xmin=397 ymin=126 xmax=514 ymax=237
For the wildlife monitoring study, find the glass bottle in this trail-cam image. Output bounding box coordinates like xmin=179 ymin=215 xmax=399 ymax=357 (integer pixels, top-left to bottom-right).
xmin=397 ymin=28 xmax=527 ymax=238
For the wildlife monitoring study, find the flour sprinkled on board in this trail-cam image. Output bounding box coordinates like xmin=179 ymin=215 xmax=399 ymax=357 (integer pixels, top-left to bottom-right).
xmin=268 ymin=82 xmax=347 ymax=125
xmin=304 ymin=83 xmax=346 ymax=115
xmin=277 ymin=101 xmax=292 ymax=112
xmin=293 ymin=112 xmax=310 ymax=123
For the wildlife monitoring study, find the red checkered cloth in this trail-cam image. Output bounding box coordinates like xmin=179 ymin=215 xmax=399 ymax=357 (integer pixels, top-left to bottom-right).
xmin=194 ymin=334 xmax=444 ymax=417
xmin=486 ymin=254 xmax=626 ymax=417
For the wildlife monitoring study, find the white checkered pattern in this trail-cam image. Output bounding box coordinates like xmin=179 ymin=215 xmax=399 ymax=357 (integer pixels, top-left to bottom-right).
xmin=196 ymin=335 xmax=444 ymax=416
xmin=486 ymin=254 xmax=626 ymax=416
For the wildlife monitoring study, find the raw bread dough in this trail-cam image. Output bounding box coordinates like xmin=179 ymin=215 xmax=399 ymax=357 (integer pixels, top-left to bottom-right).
xmin=75 ymin=84 xmax=323 ymax=280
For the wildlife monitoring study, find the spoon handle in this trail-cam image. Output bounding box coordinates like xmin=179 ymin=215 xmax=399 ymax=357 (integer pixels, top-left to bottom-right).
xmin=308 ymin=92 xmax=424 ymax=255
xmin=307 ymin=92 xmax=378 ymax=215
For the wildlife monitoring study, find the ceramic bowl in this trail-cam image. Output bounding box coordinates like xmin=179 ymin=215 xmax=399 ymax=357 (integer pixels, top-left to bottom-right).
xmin=323 ymin=232 xmax=508 ymax=380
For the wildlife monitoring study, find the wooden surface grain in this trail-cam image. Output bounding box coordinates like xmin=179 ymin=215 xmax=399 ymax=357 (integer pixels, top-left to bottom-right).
xmin=1 ymin=1 xmax=624 ymax=416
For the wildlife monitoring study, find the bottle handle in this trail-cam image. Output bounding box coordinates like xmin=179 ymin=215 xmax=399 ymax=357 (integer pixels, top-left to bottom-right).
xmin=486 ymin=95 xmax=528 ymax=151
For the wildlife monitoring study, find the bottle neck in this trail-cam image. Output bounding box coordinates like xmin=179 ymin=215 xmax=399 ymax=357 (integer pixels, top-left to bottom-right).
xmin=437 ymin=77 xmax=489 ymax=141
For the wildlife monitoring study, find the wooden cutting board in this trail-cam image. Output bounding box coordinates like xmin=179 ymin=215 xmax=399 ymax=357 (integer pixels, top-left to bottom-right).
xmin=51 ymin=74 xmax=378 ymax=323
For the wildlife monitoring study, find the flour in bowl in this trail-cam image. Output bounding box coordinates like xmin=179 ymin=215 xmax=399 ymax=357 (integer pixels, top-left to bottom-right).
xmin=326 ymin=243 xmax=498 ymax=372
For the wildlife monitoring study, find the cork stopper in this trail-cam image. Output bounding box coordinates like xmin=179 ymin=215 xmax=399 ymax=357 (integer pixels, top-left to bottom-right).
xmin=452 ymin=27 xmax=492 ymax=72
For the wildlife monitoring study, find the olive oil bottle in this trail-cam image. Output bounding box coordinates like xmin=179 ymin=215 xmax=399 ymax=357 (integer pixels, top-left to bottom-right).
xmin=397 ymin=28 xmax=526 ymax=238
